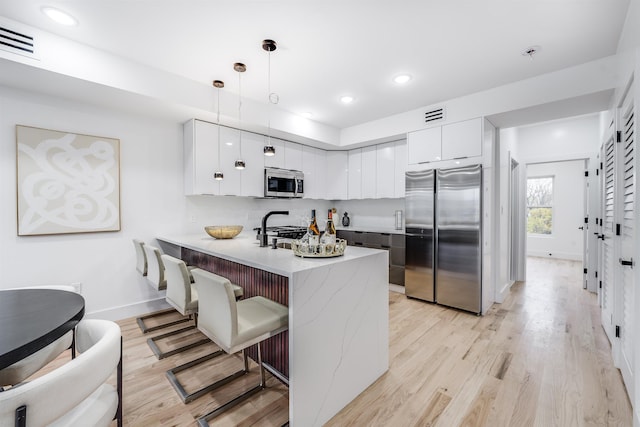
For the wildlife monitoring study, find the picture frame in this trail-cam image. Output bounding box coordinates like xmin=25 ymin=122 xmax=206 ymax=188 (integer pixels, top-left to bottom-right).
xmin=16 ymin=125 xmax=121 ymax=236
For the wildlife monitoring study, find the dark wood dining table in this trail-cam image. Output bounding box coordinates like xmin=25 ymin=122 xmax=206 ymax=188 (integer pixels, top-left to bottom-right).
xmin=0 ymin=288 xmax=85 ymax=370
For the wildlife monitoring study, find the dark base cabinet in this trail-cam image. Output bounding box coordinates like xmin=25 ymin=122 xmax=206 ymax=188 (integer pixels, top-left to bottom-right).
xmin=337 ymin=230 xmax=405 ymax=286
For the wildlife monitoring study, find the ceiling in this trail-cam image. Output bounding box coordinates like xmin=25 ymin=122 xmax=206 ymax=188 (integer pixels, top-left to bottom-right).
xmin=0 ymin=1 xmax=631 ymax=130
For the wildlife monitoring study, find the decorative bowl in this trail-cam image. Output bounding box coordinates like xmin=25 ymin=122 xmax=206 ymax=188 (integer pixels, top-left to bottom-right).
xmin=204 ymin=225 xmax=243 ymax=239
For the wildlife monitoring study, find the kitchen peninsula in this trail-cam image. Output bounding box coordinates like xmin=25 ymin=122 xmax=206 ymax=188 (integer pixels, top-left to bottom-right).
xmin=157 ymin=233 xmax=389 ymax=426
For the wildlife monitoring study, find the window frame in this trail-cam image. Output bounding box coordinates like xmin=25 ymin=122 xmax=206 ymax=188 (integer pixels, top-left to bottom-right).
xmin=526 ymin=175 xmax=554 ymax=236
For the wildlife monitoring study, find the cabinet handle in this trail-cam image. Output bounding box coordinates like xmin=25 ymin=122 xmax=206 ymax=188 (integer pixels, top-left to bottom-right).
xmin=620 ymin=258 xmax=634 ymax=267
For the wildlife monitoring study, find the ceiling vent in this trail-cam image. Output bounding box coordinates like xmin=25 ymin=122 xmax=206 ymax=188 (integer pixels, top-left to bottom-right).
xmin=424 ymin=107 xmax=445 ymax=124
xmin=0 ymin=24 xmax=37 ymax=59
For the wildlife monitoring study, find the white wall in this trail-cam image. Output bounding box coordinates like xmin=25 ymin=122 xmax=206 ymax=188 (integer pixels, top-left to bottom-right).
xmin=0 ymin=84 xmax=332 ymax=320
xmin=332 ymin=199 xmax=404 ymax=231
xmin=495 ymin=127 xmax=519 ymax=302
xmin=525 ymin=161 xmax=585 ymax=260
xmin=516 ymin=113 xmax=601 ymax=162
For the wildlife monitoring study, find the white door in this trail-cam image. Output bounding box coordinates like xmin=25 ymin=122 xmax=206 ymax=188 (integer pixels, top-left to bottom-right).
xmin=617 ymin=87 xmax=635 ymax=400
xmin=600 ymin=127 xmax=616 ymax=345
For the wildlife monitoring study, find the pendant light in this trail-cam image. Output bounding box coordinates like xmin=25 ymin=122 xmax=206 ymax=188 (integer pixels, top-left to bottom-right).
xmin=234 ymin=62 xmax=246 ymax=170
xmin=213 ymin=79 xmax=224 ymax=180
xmin=262 ymin=39 xmax=278 ymax=157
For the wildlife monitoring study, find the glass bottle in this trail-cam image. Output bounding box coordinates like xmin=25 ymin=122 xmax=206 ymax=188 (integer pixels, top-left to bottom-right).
xmin=307 ymin=209 xmax=320 ymax=248
xmin=321 ymin=209 xmax=337 ymax=248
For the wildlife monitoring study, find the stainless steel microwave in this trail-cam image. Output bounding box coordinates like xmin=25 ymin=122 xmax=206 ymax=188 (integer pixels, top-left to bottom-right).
xmin=264 ymin=167 xmax=304 ymax=198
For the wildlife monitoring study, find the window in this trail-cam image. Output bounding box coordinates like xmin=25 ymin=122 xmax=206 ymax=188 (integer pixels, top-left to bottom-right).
xmin=527 ymin=176 xmax=553 ymax=235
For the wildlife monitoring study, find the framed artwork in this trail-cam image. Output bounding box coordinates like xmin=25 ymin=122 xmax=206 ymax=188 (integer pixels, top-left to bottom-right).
xmin=16 ymin=125 xmax=121 ymax=236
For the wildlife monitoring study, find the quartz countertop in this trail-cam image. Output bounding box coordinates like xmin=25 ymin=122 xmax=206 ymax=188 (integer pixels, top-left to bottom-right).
xmin=157 ymin=233 xmax=385 ymax=277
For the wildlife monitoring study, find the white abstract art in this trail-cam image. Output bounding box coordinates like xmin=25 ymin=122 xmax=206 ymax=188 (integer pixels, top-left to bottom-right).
xmin=16 ymin=125 xmax=121 ymax=236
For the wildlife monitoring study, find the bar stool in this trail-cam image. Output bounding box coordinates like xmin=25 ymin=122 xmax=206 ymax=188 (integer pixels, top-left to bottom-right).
xmin=146 ymin=255 xmax=210 ymax=360
xmin=165 ymin=269 xmax=245 ymax=403
xmin=136 ymin=244 xmax=192 ymax=334
xmin=132 ymin=239 xmax=147 ymax=276
xmin=189 ymin=269 xmax=288 ymax=426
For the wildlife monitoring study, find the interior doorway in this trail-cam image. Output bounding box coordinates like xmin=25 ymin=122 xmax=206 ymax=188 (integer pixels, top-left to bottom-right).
xmin=524 ymin=159 xmax=586 ymax=265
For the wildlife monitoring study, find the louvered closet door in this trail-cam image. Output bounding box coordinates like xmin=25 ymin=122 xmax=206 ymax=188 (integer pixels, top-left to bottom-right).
xmin=600 ymin=130 xmax=616 ymax=345
xmin=618 ymin=89 xmax=635 ymax=400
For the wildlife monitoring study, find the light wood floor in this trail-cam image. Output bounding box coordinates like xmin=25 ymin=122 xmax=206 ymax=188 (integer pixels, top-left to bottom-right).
xmin=41 ymin=257 xmax=633 ymax=426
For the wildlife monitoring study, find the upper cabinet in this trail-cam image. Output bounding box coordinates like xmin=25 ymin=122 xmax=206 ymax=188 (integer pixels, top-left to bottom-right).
xmin=394 ymin=140 xmax=406 ymax=197
xmin=239 ymin=131 xmax=265 ymax=197
xmin=284 ymin=141 xmax=303 ymax=171
xmin=302 ymin=146 xmax=325 ymax=199
xmin=263 ymin=138 xmax=286 ymax=169
xmin=348 ymin=149 xmax=362 ymax=199
xmin=325 ymin=151 xmax=348 ymax=200
xmin=407 ymin=126 xmax=441 ymax=164
xmin=441 ymin=118 xmax=482 ymax=159
xmin=184 ymin=119 xmax=219 ymax=195
xmin=362 ymin=146 xmax=377 ymax=199
xmin=407 ymin=117 xmax=482 ymax=165
xmin=376 ymin=142 xmax=395 ymax=198
xmin=185 ymin=119 xmax=409 ymax=199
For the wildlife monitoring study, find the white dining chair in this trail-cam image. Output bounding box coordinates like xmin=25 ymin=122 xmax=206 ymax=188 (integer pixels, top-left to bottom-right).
xmin=0 ymin=319 xmax=122 ymax=427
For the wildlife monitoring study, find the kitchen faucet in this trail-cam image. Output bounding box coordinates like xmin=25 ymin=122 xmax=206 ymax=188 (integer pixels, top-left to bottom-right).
xmin=259 ymin=211 xmax=289 ymax=247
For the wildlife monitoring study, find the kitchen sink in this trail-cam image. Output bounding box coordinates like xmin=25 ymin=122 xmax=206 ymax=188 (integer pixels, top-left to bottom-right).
xmin=275 ymin=241 xmax=292 ymax=249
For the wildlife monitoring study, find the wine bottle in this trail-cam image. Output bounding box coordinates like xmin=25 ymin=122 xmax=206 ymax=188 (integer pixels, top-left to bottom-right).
xmin=321 ymin=209 xmax=337 ymax=247
xmin=308 ymin=209 xmax=320 ymax=247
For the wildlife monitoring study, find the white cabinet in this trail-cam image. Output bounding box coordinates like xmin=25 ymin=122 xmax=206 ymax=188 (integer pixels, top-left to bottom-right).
xmin=376 ymin=142 xmax=395 ymax=198
xmin=218 ymin=126 xmax=241 ymax=196
xmin=442 ymin=118 xmax=482 ymax=159
xmin=264 ymin=138 xmax=286 ymax=169
xmin=240 ymin=131 xmax=265 ymax=197
xmin=348 ymin=149 xmax=362 ymax=199
xmin=394 ymin=140 xmax=407 ymax=197
xmin=302 ymin=146 xmax=325 ymax=199
xmin=362 ymin=146 xmax=377 ymax=199
xmin=184 ymin=119 xmax=264 ymax=197
xmin=407 ymin=126 xmax=441 ymax=164
xmin=325 ymin=151 xmax=348 ymax=200
xmin=407 ymin=118 xmax=482 ymax=165
xmin=284 ymin=142 xmax=303 ymax=171
xmin=184 ymin=119 xmax=220 ymax=195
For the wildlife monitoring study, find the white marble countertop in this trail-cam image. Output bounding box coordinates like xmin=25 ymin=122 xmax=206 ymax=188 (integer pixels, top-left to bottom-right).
xmin=157 ymin=233 xmax=384 ymax=277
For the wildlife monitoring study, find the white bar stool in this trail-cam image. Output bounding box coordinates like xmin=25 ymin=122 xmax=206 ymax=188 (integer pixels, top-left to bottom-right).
xmin=189 ymin=268 xmax=288 ymax=426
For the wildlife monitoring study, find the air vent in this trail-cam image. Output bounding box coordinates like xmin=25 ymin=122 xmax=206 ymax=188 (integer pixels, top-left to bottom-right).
xmin=0 ymin=24 xmax=37 ymax=59
xmin=424 ymin=107 xmax=445 ymax=124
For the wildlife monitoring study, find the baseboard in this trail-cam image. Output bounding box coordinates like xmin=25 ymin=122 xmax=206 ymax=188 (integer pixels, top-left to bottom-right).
xmin=85 ymin=297 xmax=171 ymax=321
xmin=526 ymin=251 xmax=582 ymax=261
xmin=495 ymin=281 xmax=513 ymax=304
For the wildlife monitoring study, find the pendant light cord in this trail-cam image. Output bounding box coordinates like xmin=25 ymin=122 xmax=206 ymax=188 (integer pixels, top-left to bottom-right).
xmin=216 ymin=86 xmax=221 ymax=169
xmin=238 ymin=71 xmax=243 ymax=158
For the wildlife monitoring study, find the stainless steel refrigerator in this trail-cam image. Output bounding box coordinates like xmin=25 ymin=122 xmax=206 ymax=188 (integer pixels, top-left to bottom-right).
xmin=405 ymin=164 xmax=482 ymax=314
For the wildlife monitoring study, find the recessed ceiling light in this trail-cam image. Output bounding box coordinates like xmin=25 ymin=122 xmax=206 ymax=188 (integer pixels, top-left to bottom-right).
xmin=393 ymin=74 xmax=412 ymax=84
xmin=301 ymin=112 xmax=314 ymax=119
xmin=340 ymin=95 xmax=355 ymax=104
xmin=41 ymin=7 xmax=78 ymax=26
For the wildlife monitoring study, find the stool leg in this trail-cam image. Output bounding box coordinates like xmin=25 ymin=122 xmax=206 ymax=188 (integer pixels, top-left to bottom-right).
xmin=258 ymin=343 xmax=266 ymax=388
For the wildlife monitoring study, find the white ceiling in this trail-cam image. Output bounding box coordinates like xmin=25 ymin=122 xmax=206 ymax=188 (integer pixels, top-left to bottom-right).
xmin=0 ymin=0 xmax=631 ymax=130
